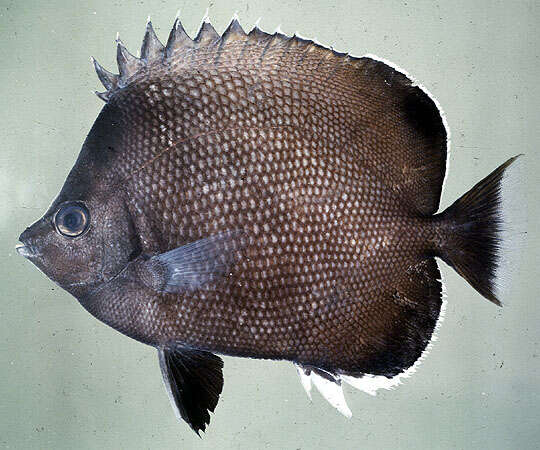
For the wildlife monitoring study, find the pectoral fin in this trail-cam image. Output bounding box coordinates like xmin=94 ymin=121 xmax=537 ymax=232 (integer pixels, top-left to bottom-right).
xmin=138 ymin=230 xmax=243 ymax=293
xmin=158 ymin=345 xmax=224 ymax=435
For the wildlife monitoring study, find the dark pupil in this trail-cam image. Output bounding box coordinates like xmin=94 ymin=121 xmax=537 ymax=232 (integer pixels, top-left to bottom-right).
xmin=63 ymin=212 xmax=81 ymax=230
xmin=56 ymin=203 xmax=89 ymax=237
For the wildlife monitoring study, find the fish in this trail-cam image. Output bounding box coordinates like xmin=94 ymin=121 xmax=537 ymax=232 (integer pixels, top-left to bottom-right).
xmin=17 ymin=15 xmax=521 ymax=434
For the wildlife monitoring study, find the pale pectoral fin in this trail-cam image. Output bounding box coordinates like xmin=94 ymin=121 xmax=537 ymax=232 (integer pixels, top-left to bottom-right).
xmin=138 ymin=230 xmax=243 ymax=293
xmin=158 ymin=345 xmax=224 ymax=435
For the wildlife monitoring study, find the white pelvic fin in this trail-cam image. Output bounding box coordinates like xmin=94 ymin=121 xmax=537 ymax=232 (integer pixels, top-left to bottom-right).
xmin=295 ymin=364 xmax=312 ymax=400
xmin=311 ymin=373 xmax=352 ymax=418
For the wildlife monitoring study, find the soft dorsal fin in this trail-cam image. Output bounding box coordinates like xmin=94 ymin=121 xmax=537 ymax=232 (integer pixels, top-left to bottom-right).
xmin=92 ymin=15 xmax=447 ymax=214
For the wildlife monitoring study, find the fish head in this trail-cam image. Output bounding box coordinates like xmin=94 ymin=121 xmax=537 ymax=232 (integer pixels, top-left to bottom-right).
xmin=18 ymin=198 xmax=135 ymax=294
xmin=18 ymin=104 xmax=141 ymax=296
xmin=17 ymin=191 xmax=140 ymax=297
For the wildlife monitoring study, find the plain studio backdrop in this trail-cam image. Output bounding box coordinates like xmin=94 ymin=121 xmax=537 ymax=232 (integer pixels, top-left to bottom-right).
xmin=0 ymin=1 xmax=538 ymax=449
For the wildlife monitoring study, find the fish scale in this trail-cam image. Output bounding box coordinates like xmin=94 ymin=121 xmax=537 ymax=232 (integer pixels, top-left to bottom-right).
xmin=110 ymin=62 xmax=427 ymax=364
xmin=123 ymin=117 xmax=428 ymax=367
xmin=17 ymin=17 xmax=520 ymax=434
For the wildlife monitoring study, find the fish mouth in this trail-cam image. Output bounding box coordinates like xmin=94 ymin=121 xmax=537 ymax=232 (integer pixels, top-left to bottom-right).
xmin=16 ymin=241 xmax=39 ymax=258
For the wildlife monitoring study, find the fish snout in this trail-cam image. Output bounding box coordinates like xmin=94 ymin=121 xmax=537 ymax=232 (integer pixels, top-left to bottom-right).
xmin=15 ymin=241 xmax=36 ymax=258
xmin=17 ymin=220 xmax=47 ymax=258
xmin=19 ymin=226 xmax=34 ymax=243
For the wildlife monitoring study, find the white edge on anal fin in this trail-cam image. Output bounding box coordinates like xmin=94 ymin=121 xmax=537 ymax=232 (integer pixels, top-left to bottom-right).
xmin=341 ymin=262 xmax=448 ymax=396
xmin=294 ymin=268 xmax=447 ymax=409
xmin=113 ymin=13 xmax=454 ymax=412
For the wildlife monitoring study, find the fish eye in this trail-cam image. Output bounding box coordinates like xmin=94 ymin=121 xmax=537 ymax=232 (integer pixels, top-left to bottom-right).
xmin=54 ymin=202 xmax=90 ymax=237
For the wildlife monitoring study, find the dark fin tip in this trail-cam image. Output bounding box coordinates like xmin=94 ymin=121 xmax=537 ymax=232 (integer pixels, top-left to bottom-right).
xmin=158 ymin=346 xmax=224 ymax=435
xmin=368 ymin=258 xmax=442 ymax=377
xmin=403 ymin=87 xmax=447 ymax=146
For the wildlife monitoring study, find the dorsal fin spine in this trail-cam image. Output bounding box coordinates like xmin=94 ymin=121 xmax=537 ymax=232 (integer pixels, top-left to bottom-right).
xmin=91 ymin=57 xmax=118 ymax=91
xmin=93 ymin=15 xmax=366 ymax=102
xmin=95 ymin=90 xmax=110 ymax=102
xmin=165 ymin=18 xmax=194 ymax=58
xmin=194 ymin=21 xmax=220 ymax=45
xmin=141 ymin=21 xmax=165 ymax=62
xmin=221 ymin=16 xmax=247 ymax=43
xmin=116 ymin=38 xmax=143 ymax=85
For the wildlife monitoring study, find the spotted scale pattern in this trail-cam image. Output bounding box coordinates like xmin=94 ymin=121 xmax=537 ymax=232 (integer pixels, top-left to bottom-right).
xmin=83 ymin=27 xmax=447 ymax=376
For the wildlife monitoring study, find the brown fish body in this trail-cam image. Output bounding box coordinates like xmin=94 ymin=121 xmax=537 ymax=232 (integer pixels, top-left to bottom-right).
xmin=18 ymin=18 xmax=519 ymax=433
xmin=90 ymin=45 xmax=441 ymax=374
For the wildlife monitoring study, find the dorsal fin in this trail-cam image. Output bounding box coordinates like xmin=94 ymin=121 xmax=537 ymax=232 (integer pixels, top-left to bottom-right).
xmin=165 ymin=18 xmax=195 ymax=58
xmin=221 ymin=17 xmax=247 ymax=44
xmin=93 ymin=14 xmax=357 ymax=101
xmin=91 ymin=57 xmax=118 ymax=91
xmin=116 ymin=39 xmax=144 ymax=86
xmin=92 ymin=14 xmax=447 ymax=214
xmin=140 ymin=20 xmax=165 ymax=62
xmin=194 ymin=20 xmax=220 ymax=46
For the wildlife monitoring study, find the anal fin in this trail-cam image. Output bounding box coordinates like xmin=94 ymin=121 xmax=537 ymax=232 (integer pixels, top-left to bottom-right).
xmin=339 ymin=258 xmax=444 ymax=397
xmin=158 ymin=345 xmax=224 ymax=435
xmin=294 ymin=258 xmax=444 ymax=413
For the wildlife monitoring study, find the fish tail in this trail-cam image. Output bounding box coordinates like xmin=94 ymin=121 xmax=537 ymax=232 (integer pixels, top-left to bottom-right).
xmin=434 ymin=155 xmax=525 ymax=305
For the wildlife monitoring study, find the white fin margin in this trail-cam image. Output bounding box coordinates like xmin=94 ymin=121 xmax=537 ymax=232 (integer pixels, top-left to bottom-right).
xmin=341 ymin=272 xmax=448 ymax=396
xmin=295 ymin=261 xmax=448 ymax=404
xmin=362 ymin=53 xmax=451 ymax=201
xmin=312 ymin=373 xmax=352 ymax=418
xmin=295 ymin=364 xmax=312 ymax=400
xmin=295 ymin=364 xmax=351 ymax=418
xmin=157 ymin=348 xmax=183 ymax=422
xmin=341 ymin=374 xmax=400 ymax=396
xmin=493 ymin=156 xmax=527 ymax=301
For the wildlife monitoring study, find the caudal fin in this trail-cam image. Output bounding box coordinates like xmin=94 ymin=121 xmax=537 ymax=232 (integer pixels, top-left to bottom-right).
xmin=436 ymin=155 xmax=524 ymax=305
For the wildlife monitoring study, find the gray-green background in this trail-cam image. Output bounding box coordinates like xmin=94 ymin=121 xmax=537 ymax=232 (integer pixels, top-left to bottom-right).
xmin=1 ymin=0 xmax=538 ymax=449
